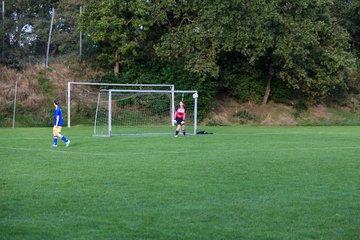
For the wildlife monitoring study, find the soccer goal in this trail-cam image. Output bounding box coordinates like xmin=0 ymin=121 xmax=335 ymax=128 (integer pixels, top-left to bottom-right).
xmin=66 ymin=82 xmax=174 ymax=128
xmin=94 ymin=89 xmax=198 ymax=136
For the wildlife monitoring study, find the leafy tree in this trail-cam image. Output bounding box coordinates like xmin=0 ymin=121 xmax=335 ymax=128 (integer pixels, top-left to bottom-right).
xmin=1 ymin=0 xmax=59 ymax=65
xmin=332 ymin=0 xmax=360 ymax=55
xmin=261 ymin=0 xmax=355 ymax=103
xmin=51 ymin=0 xmax=84 ymax=56
xmin=1 ymin=0 xmax=82 ymax=66
xmin=79 ymin=0 xmax=154 ymax=78
xmin=155 ymin=0 xmax=355 ymax=103
xmin=154 ymin=0 xmax=274 ymax=78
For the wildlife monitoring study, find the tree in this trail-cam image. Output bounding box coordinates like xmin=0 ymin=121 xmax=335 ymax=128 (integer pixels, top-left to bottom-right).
xmin=2 ymin=0 xmax=60 ymax=65
xmin=260 ymin=0 xmax=355 ymax=104
xmin=154 ymin=0 xmax=274 ymax=78
xmin=79 ymin=0 xmax=153 ymax=78
xmin=51 ymin=0 xmax=84 ymax=56
xmin=345 ymin=1 xmax=359 ymax=54
xmin=154 ymin=0 xmax=355 ymax=103
xmin=2 ymin=0 xmax=83 ymax=66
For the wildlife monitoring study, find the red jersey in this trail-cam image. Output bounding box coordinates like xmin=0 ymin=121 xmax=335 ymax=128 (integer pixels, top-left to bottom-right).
xmin=174 ymin=107 xmax=186 ymax=120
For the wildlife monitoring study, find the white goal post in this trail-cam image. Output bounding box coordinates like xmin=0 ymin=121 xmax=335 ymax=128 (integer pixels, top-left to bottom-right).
xmin=94 ymin=89 xmax=198 ymax=137
xmin=66 ymin=82 xmax=175 ymax=128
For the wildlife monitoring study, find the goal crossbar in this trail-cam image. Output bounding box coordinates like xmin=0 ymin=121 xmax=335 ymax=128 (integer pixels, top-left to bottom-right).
xmin=101 ymin=89 xmax=196 ymax=94
xmin=67 ymin=82 xmax=175 ymax=128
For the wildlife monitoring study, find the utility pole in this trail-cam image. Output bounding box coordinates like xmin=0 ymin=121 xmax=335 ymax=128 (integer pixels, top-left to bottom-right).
xmin=12 ymin=80 xmax=18 ymax=128
xmin=79 ymin=5 xmax=83 ymax=63
xmin=45 ymin=7 xmax=55 ymax=73
xmin=2 ymin=0 xmax=5 ymax=60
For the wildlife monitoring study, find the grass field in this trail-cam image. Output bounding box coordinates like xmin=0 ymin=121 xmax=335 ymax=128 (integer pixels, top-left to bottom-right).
xmin=0 ymin=126 xmax=360 ymax=239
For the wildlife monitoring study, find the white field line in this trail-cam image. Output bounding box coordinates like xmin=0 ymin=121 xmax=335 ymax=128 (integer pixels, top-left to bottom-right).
xmin=0 ymin=146 xmax=122 ymax=157
xmin=0 ymin=145 xmax=360 ymax=158
xmin=215 ymin=132 xmax=360 ymax=136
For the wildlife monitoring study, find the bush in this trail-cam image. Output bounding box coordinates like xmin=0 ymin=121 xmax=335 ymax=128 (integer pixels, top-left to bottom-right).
xmin=37 ymin=76 xmax=54 ymax=98
xmin=271 ymin=79 xmax=294 ymax=104
xmin=294 ymin=99 xmax=308 ymax=118
xmin=0 ymin=54 xmax=21 ymax=69
xmin=233 ymin=110 xmax=258 ymax=123
xmin=222 ymin=73 xmax=265 ymax=104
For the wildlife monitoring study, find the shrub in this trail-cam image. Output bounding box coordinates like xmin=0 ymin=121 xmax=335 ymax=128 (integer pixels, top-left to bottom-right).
xmin=233 ymin=110 xmax=258 ymax=123
xmin=223 ymin=73 xmax=265 ymax=104
xmin=271 ymin=79 xmax=294 ymax=104
xmin=294 ymin=99 xmax=308 ymax=118
xmin=37 ymin=76 xmax=53 ymax=98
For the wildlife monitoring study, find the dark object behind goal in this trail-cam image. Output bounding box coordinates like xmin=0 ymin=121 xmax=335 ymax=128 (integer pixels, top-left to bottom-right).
xmin=197 ymin=130 xmax=213 ymax=135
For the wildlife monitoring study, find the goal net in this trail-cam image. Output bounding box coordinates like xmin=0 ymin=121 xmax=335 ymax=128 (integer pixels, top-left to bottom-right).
xmin=94 ymin=89 xmax=198 ymax=136
xmin=66 ymin=82 xmax=174 ymax=127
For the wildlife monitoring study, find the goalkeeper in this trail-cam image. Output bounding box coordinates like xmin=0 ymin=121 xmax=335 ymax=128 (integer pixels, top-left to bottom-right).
xmin=174 ymin=101 xmax=186 ymax=137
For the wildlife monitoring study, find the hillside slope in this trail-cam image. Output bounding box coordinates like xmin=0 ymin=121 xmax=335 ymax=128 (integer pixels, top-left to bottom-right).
xmin=205 ymin=97 xmax=360 ymax=126
xmin=0 ymin=64 xmax=99 ymax=127
xmin=1 ymin=64 xmax=360 ymax=127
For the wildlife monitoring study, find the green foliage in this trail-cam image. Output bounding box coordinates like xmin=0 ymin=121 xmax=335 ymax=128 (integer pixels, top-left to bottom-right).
xmin=71 ymin=102 xmax=97 ymax=125
xmin=0 ymin=56 xmax=21 ymax=69
xmin=270 ymin=79 xmax=294 ymax=104
xmin=2 ymin=0 xmax=81 ymax=68
xmin=295 ymin=99 xmax=308 ymax=112
xmin=14 ymin=111 xmax=52 ymax=127
xmin=96 ymin=59 xmax=218 ymax=119
xmin=233 ymin=110 xmax=258 ymax=123
xmin=79 ymin=0 xmax=154 ymax=68
xmin=154 ymin=0 xmax=274 ymax=78
xmin=294 ymin=99 xmax=308 ymax=118
xmin=0 ymin=103 xmax=13 ymax=127
xmin=356 ymin=58 xmax=360 ymax=84
xmin=154 ymin=0 xmax=355 ymax=101
xmin=333 ymin=0 xmax=360 ymax=55
xmin=326 ymin=82 xmax=350 ymax=106
xmin=116 ymin=95 xmax=169 ymax=118
xmin=225 ymin=74 xmax=265 ymax=104
xmin=37 ymin=76 xmax=54 ymax=98
xmin=266 ymin=1 xmax=355 ymax=99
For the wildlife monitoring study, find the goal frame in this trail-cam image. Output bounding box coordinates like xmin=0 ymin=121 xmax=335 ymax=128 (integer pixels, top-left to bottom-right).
xmin=95 ymin=89 xmax=198 ymax=137
xmin=66 ymin=82 xmax=175 ymax=128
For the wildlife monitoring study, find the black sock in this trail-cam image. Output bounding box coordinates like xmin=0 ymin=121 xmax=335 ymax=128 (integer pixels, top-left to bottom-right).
xmin=176 ymin=130 xmax=179 ymax=135
xmin=183 ymin=131 xmax=186 ymax=136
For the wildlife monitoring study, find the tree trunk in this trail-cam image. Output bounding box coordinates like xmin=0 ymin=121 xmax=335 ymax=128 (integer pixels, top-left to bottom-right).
xmin=262 ymin=74 xmax=272 ymax=105
xmin=114 ymin=49 xmax=120 ymax=79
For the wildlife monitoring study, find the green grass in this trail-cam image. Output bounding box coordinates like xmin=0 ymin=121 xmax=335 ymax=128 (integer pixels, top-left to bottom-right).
xmin=0 ymin=126 xmax=360 ymax=240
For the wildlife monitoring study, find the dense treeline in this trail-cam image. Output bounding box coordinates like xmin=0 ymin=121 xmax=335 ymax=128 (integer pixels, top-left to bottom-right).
xmin=1 ymin=0 xmax=360 ymax=107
